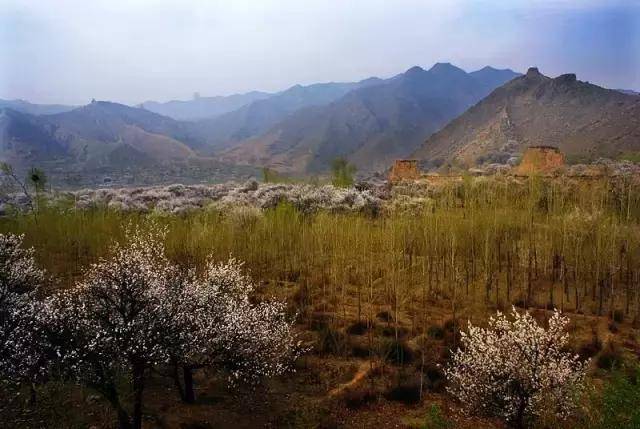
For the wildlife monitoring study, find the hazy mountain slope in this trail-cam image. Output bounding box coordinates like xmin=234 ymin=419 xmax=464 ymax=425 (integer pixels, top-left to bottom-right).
xmin=414 ymin=68 xmax=640 ymax=166
xmin=0 ymin=109 xmax=67 ymax=165
xmin=46 ymin=101 xmax=202 ymax=149
xmin=190 ymin=78 xmax=384 ymax=153
xmin=0 ymin=99 xmax=76 ymax=115
xmin=222 ymin=63 xmax=520 ymax=173
xmin=617 ymin=89 xmax=640 ymax=96
xmin=140 ymin=91 xmax=271 ymax=121
xmin=0 ymin=101 xmax=199 ymax=172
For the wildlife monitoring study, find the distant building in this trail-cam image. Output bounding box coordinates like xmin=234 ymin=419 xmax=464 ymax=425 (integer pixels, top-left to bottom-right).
xmin=389 ymin=159 xmax=420 ymax=183
xmin=514 ymin=146 xmax=565 ymax=175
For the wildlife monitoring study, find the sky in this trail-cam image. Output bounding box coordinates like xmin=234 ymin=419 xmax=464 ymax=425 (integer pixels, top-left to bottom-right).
xmin=1 ymin=0 xmax=639 ymax=105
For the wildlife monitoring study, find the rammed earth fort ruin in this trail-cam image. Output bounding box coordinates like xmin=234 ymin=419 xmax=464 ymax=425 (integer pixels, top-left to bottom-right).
xmin=387 ymin=146 xmax=637 ymax=183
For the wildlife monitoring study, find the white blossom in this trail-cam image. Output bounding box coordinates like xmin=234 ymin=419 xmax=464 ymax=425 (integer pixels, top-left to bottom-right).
xmin=445 ymin=308 xmax=588 ymax=427
xmin=0 ymin=233 xmax=46 ymax=385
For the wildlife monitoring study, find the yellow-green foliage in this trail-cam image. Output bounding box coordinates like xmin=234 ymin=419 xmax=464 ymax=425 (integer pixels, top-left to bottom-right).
xmin=2 ymin=176 xmax=640 ymax=324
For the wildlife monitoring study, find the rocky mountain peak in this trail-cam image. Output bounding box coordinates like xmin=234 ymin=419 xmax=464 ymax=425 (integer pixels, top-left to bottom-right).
xmin=526 ymin=67 xmax=541 ymax=78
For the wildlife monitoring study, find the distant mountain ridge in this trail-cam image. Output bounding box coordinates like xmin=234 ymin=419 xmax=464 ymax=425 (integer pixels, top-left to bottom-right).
xmin=0 ymin=101 xmax=261 ymax=187
xmin=11 ymin=63 xmax=637 ymax=185
xmin=0 ymin=101 xmax=202 ymax=172
xmin=0 ymin=99 xmax=76 ymax=116
xmin=617 ymin=89 xmax=640 ymax=96
xmin=413 ymin=67 xmax=640 ymax=165
xmin=221 ymin=63 xmax=520 ymax=173
xmin=140 ymin=91 xmax=271 ymax=121
xmin=190 ymin=78 xmax=385 ymax=153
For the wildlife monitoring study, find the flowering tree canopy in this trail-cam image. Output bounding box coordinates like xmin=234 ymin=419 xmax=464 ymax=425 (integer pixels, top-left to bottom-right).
xmin=0 ymin=233 xmax=46 ymax=385
xmin=184 ymin=258 xmax=302 ymax=382
xmin=44 ymin=225 xmax=175 ymax=429
xmin=42 ymin=224 xmax=302 ymax=426
xmin=445 ymin=308 xmax=588 ymax=428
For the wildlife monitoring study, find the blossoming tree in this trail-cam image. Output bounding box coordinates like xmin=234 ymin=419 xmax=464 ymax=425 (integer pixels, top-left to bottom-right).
xmin=445 ymin=308 xmax=588 ymax=428
xmin=46 ymin=225 xmax=175 ymax=429
xmin=166 ymin=258 xmax=302 ymax=403
xmin=0 ymin=233 xmax=46 ymax=398
xmin=45 ymin=224 xmax=302 ymax=428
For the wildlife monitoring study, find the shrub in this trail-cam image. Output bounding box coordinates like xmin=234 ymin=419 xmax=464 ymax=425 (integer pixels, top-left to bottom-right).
xmin=343 ymin=386 xmax=377 ymax=409
xmin=423 ymin=364 xmax=446 ymax=392
xmin=383 ymin=339 xmax=415 ymax=365
xmin=331 ymin=158 xmax=356 ymax=188
xmin=590 ymin=366 xmax=640 ymax=429
xmin=346 ymin=320 xmax=371 ymax=336
xmin=608 ymin=322 xmax=619 ymax=333
xmin=351 ymin=343 xmax=372 ymax=358
xmin=426 ymin=325 xmax=445 ymax=340
xmin=578 ymin=333 xmax=603 ymax=360
xmin=445 ymin=308 xmax=588 ymax=428
xmin=316 ymin=325 xmax=349 ymax=356
xmin=612 ymin=309 xmax=625 ymax=324
xmin=0 ymin=233 xmax=46 ymax=387
xmin=442 ymin=318 xmax=457 ymax=332
xmin=385 ymin=378 xmax=422 ymax=404
xmin=376 ymin=310 xmax=393 ymax=323
xmin=421 ymin=404 xmax=452 ymax=429
xmin=596 ymin=343 xmax=624 ymax=370
xmin=380 ymin=325 xmax=409 ymax=339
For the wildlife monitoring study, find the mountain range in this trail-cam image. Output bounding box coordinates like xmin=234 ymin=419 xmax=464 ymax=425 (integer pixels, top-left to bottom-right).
xmin=0 ymin=99 xmax=76 ymax=116
xmin=189 ymin=78 xmax=385 ymax=153
xmin=221 ymin=63 xmax=519 ymax=173
xmin=0 ymin=101 xmax=258 ymax=187
xmin=413 ymin=67 xmax=640 ymax=165
xmin=140 ymin=91 xmax=271 ymax=121
xmin=2 ymin=63 xmax=639 ymax=187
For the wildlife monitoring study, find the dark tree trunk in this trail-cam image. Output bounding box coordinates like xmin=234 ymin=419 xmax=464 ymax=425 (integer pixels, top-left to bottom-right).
xmin=183 ymin=366 xmax=195 ymax=403
xmin=171 ymin=360 xmax=185 ymax=401
xmin=513 ymin=393 xmax=528 ymax=429
xmin=117 ymin=409 xmax=133 ymax=429
xmin=101 ymin=383 xmax=132 ymax=429
xmin=28 ymin=383 xmax=37 ymax=405
xmin=132 ymin=364 xmax=145 ymax=429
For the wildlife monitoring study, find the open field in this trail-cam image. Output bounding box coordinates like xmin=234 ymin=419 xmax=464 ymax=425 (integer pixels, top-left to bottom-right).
xmin=2 ymin=174 xmax=640 ymax=428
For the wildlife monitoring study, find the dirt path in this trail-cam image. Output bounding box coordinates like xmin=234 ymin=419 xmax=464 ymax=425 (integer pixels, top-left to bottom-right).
xmin=328 ymin=360 xmax=378 ymax=397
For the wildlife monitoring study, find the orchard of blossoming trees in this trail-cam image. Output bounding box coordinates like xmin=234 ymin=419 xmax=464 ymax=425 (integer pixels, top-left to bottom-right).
xmin=0 ymin=229 xmax=302 ymax=429
xmin=0 ymin=225 xmax=597 ymax=428
xmin=3 ymin=175 xmax=640 ymax=428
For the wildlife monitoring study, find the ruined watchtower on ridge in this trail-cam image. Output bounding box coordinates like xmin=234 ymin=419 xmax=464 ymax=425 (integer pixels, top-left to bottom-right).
xmin=389 ymin=159 xmax=420 ymax=183
xmin=514 ymin=146 xmax=565 ymax=175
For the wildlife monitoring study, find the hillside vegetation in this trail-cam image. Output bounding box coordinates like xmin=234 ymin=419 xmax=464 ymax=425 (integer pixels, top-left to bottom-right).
xmin=2 ymin=175 xmax=640 ymax=428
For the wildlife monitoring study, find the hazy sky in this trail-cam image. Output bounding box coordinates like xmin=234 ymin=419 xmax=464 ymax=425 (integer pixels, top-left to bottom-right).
xmin=1 ymin=0 xmax=639 ymax=105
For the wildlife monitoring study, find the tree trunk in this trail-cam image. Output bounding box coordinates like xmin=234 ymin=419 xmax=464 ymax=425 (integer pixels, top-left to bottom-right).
xmin=513 ymin=394 xmax=528 ymax=429
xmin=183 ymin=365 xmax=195 ymax=403
xmin=132 ymin=364 xmax=145 ymax=429
xmin=28 ymin=383 xmax=37 ymax=406
xmin=117 ymin=409 xmax=133 ymax=429
xmin=101 ymin=383 xmax=132 ymax=429
xmin=171 ymin=360 xmax=185 ymax=401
